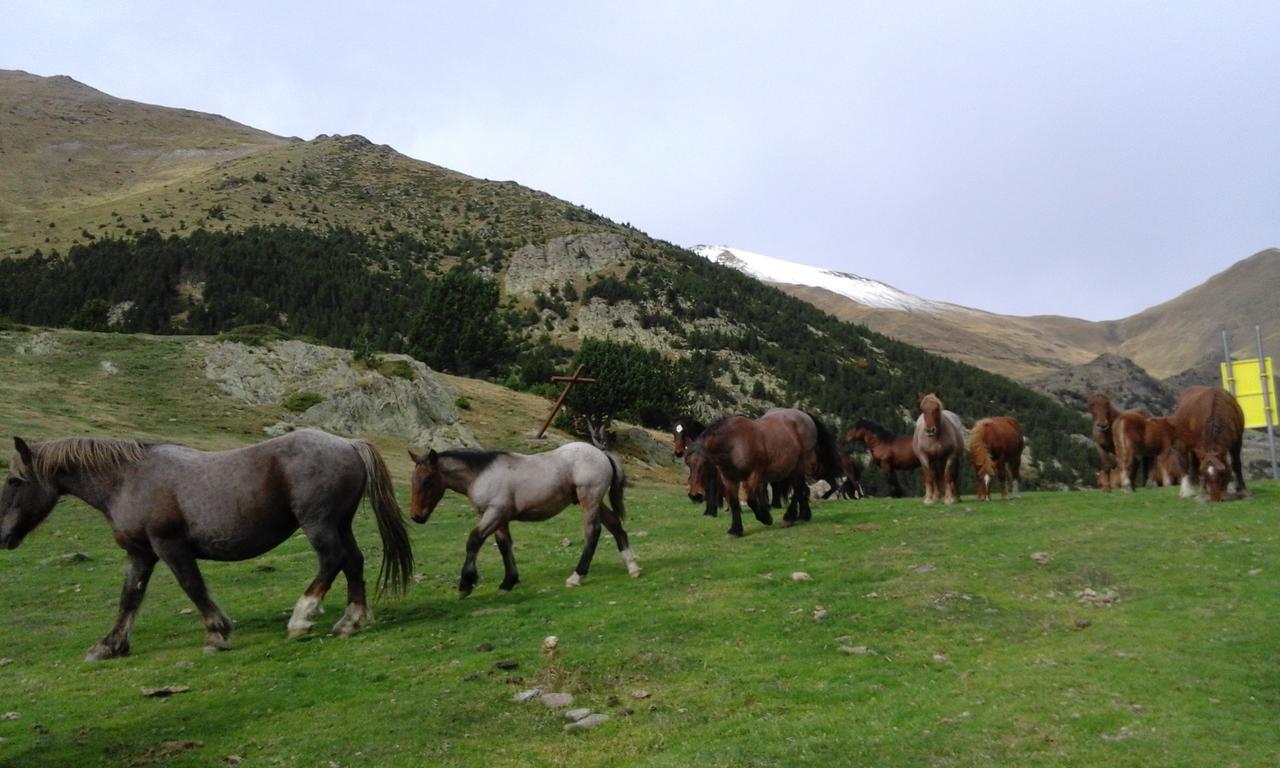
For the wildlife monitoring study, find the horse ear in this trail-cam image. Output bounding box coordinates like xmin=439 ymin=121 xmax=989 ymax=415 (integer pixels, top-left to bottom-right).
xmin=427 ymin=449 xmax=439 ymax=466
xmin=408 ymin=450 xmax=420 ymax=464
xmin=13 ymin=437 xmax=32 ymax=466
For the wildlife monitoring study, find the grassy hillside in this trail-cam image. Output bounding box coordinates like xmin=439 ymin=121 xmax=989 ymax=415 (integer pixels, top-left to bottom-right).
xmin=2 ymin=327 xmax=1278 ymax=768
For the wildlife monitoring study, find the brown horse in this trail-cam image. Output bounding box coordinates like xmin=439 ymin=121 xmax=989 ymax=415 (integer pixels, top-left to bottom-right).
xmin=676 ymin=416 xmax=790 ymax=509
xmin=1113 ymin=413 xmax=1180 ymax=491
xmin=913 ymin=393 xmax=966 ymax=505
xmin=1169 ymin=386 xmax=1246 ymax=501
xmin=693 ymin=408 xmax=840 ymax=537
xmin=1086 ymin=393 xmax=1153 ymax=491
xmin=968 ymin=417 xmax=1024 ymax=501
xmin=844 ymin=419 xmax=919 ymax=497
xmin=0 ymin=430 xmax=412 ymax=660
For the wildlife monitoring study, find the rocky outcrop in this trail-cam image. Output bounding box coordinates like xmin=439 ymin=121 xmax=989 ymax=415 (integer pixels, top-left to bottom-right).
xmin=1029 ymin=353 xmax=1176 ymax=414
xmin=202 ymin=340 xmax=476 ymax=449
xmin=504 ymin=233 xmax=630 ymax=294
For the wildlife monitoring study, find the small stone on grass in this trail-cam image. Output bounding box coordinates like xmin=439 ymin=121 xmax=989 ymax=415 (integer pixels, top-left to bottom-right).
xmin=540 ymin=692 xmax=574 ymax=708
xmin=564 ymin=713 xmax=610 ymax=731
xmin=563 ymin=708 xmax=593 ymax=721
xmin=790 ymin=571 xmax=812 ymax=581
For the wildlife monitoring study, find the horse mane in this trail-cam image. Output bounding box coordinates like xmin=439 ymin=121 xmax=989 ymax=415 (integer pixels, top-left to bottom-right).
xmin=438 ymin=448 xmax=510 ymax=472
xmin=853 ymin=419 xmax=896 ymax=443
xmin=968 ymin=421 xmax=994 ymax=472
xmin=701 ymin=414 xmax=745 ymax=438
xmin=22 ymin=437 xmax=148 ymax=482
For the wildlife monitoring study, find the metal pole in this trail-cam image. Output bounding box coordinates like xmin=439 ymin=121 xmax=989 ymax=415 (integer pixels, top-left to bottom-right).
xmin=1222 ymin=330 xmax=1236 ymax=395
xmin=1254 ymin=325 xmax=1278 ymax=480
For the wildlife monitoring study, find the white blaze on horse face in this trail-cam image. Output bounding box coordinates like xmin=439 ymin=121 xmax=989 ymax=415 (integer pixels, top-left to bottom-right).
xmin=675 ymin=424 xmax=683 ymax=434
xmin=287 ymin=594 xmax=323 ymax=637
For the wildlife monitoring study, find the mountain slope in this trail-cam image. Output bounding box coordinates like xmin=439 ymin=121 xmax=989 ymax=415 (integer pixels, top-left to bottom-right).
xmin=694 ymin=244 xmax=1280 ymax=383
xmin=0 ymin=70 xmax=1095 ymax=485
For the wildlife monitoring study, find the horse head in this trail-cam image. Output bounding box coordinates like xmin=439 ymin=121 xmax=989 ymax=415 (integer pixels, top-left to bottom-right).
xmin=683 ymin=446 xmax=709 ymax=503
xmin=671 ymin=417 xmax=704 ymax=458
xmin=0 ymin=437 xmax=61 ymax=549
xmin=918 ymin=393 xmax=943 ymax=438
xmin=407 ymin=449 xmax=446 ymax=523
xmin=1196 ymin=449 xmax=1231 ymax=501
xmin=1086 ymin=393 xmax=1115 ymax=433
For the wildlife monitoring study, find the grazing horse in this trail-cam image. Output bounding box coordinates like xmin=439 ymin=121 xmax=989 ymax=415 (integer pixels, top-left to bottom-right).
xmin=693 ymin=408 xmax=840 ymax=537
xmin=814 ymin=446 xmax=865 ymax=500
xmin=0 ymin=430 xmax=412 ymax=660
xmin=1169 ymin=386 xmax=1246 ymax=501
xmin=968 ymin=417 xmax=1024 ymax=501
xmin=1086 ymin=394 xmax=1152 ymax=491
xmin=845 ymin=420 xmax=919 ymax=497
xmin=913 ymin=393 xmax=966 ymax=505
xmin=1113 ymin=414 xmax=1180 ymax=492
xmin=408 ymin=443 xmax=639 ymax=595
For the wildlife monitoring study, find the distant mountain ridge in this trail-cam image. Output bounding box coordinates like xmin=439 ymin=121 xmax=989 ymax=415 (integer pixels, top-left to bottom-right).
xmin=693 ymin=244 xmax=1280 ymax=385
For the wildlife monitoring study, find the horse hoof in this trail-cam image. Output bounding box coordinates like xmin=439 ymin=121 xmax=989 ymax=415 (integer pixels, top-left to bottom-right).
xmin=458 ymin=586 xmax=474 ymax=598
xmin=203 ymin=641 xmax=231 ymax=655
xmin=726 ymin=530 xmax=743 ymax=539
xmin=565 ymin=573 xmax=582 ymax=588
xmin=923 ymin=498 xmax=936 ymax=506
xmin=84 ymin=643 xmax=124 ymax=662
xmin=286 ymin=623 xmax=312 ymax=640
xmin=627 ymin=567 xmax=642 ymax=578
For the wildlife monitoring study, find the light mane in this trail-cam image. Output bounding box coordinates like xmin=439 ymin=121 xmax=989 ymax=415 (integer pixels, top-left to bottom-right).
xmin=17 ymin=437 xmax=148 ymax=482
xmin=968 ymin=420 xmax=995 ymax=473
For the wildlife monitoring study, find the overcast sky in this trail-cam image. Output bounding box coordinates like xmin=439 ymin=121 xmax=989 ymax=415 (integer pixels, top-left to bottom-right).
xmin=6 ymin=1 xmax=1279 ymax=320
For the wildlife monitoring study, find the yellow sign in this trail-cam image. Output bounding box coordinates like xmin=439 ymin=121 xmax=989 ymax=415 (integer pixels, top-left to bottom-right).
xmin=1221 ymin=357 xmax=1277 ymax=429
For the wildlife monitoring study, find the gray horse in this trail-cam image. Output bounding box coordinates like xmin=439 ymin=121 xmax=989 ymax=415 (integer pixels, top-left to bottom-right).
xmin=408 ymin=442 xmax=639 ymax=596
xmin=912 ymin=392 xmax=967 ymax=505
xmin=0 ymin=429 xmax=412 ymax=660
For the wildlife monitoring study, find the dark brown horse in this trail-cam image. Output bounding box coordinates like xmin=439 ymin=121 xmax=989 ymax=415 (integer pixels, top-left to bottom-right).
xmin=1169 ymin=386 xmax=1246 ymax=501
xmin=844 ymin=419 xmax=919 ymax=497
xmin=409 ymin=442 xmax=637 ymax=594
xmin=968 ymin=416 xmax=1024 ymax=501
xmin=0 ymin=430 xmax=412 ymax=660
xmin=1113 ymin=413 xmax=1180 ymax=492
xmin=692 ymin=408 xmax=840 ymax=537
xmin=913 ymin=393 xmax=966 ymax=505
xmin=675 ymin=415 xmax=789 ymax=509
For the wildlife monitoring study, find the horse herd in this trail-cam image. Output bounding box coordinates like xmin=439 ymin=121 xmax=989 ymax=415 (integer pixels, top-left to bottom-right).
xmin=0 ymin=386 xmax=1249 ymax=660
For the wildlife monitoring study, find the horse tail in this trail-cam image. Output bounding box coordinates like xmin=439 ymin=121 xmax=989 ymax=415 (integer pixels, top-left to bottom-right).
xmin=605 ymin=451 xmax=627 ymax=520
xmin=805 ymin=411 xmax=841 ymax=484
xmin=353 ymin=440 xmax=414 ymax=598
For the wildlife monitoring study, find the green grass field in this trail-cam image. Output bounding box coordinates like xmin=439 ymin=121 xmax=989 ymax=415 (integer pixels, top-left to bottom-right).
xmin=2 ymin=479 xmax=1277 ymax=767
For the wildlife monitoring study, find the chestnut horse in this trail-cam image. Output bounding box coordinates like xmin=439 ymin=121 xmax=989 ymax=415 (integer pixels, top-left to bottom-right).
xmin=0 ymin=430 xmax=412 ymax=660
xmin=844 ymin=419 xmax=919 ymax=497
xmin=692 ymin=408 xmax=840 ymax=537
xmin=968 ymin=416 xmax=1024 ymax=501
xmin=1086 ymin=394 xmax=1153 ymax=491
xmin=1169 ymin=386 xmax=1246 ymax=501
xmin=676 ymin=416 xmax=790 ymax=510
xmin=1113 ymin=414 xmax=1180 ymax=492
xmin=913 ymin=393 xmax=966 ymax=505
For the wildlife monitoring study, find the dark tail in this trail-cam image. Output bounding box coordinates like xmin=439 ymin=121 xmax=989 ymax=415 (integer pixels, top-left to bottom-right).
xmin=805 ymin=411 xmax=841 ymax=485
xmin=605 ymin=452 xmax=627 ymax=519
xmin=353 ymin=440 xmax=414 ymax=598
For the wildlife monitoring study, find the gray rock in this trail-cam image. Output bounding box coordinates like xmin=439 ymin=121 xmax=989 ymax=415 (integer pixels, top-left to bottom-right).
xmin=512 ymin=687 xmax=544 ymax=703
xmin=563 ymin=708 xmax=593 ymax=721
xmin=540 ymin=692 xmax=574 ymax=709
xmin=504 ymin=233 xmax=630 ymax=295
xmin=564 ymin=713 xmax=611 ymax=731
xmin=203 ymin=340 xmax=476 ymax=449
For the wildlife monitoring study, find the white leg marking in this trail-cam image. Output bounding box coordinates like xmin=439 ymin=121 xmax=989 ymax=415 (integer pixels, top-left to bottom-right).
xmin=331 ymin=603 xmax=372 ymax=637
xmin=287 ymin=594 xmax=323 ymax=638
xmin=620 ymin=547 xmax=641 ymax=578
xmin=565 ymin=572 xmax=582 ymax=588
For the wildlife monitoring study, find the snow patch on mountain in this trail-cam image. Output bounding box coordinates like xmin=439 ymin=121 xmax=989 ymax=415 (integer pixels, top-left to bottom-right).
xmin=691 ymin=244 xmax=976 ymax=316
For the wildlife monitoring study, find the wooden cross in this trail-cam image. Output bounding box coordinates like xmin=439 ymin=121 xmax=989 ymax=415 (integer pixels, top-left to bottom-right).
xmin=536 ymin=364 xmax=597 ymax=438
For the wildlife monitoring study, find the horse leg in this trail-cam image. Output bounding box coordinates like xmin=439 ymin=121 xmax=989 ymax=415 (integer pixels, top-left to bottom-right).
xmin=887 ymin=467 xmax=903 ymax=498
xmin=288 ymin=526 xmax=348 ymax=639
xmin=770 ymin=481 xmax=784 ymax=509
xmin=921 ymin=463 xmax=937 ymax=505
xmin=85 ymin=549 xmax=158 ymax=661
xmin=598 ymin=504 xmax=641 ymax=578
xmin=745 ymin=476 xmax=774 ymax=527
xmin=1231 ymin=440 xmax=1248 ymax=498
xmin=795 ymin=475 xmax=813 ymax=521
xmin=1180 ymin=448 xmax=1198 ymax=498
xmin=567 ymin=506 xmax=602 ymax=588
xmin=152 ymin=537 xmax=233 ymax=653
xmin=459 ymin=511 xmax=504 ymax=597
xmin=943 ymin=457 xmax=959 ymax=505
xmin=725 ymin=480 xmax=746 ymax=538
xmin=495 ymin=524 xmax=521 ymax=592
xmin=331 ymin=524 xmax=371 ymax=638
